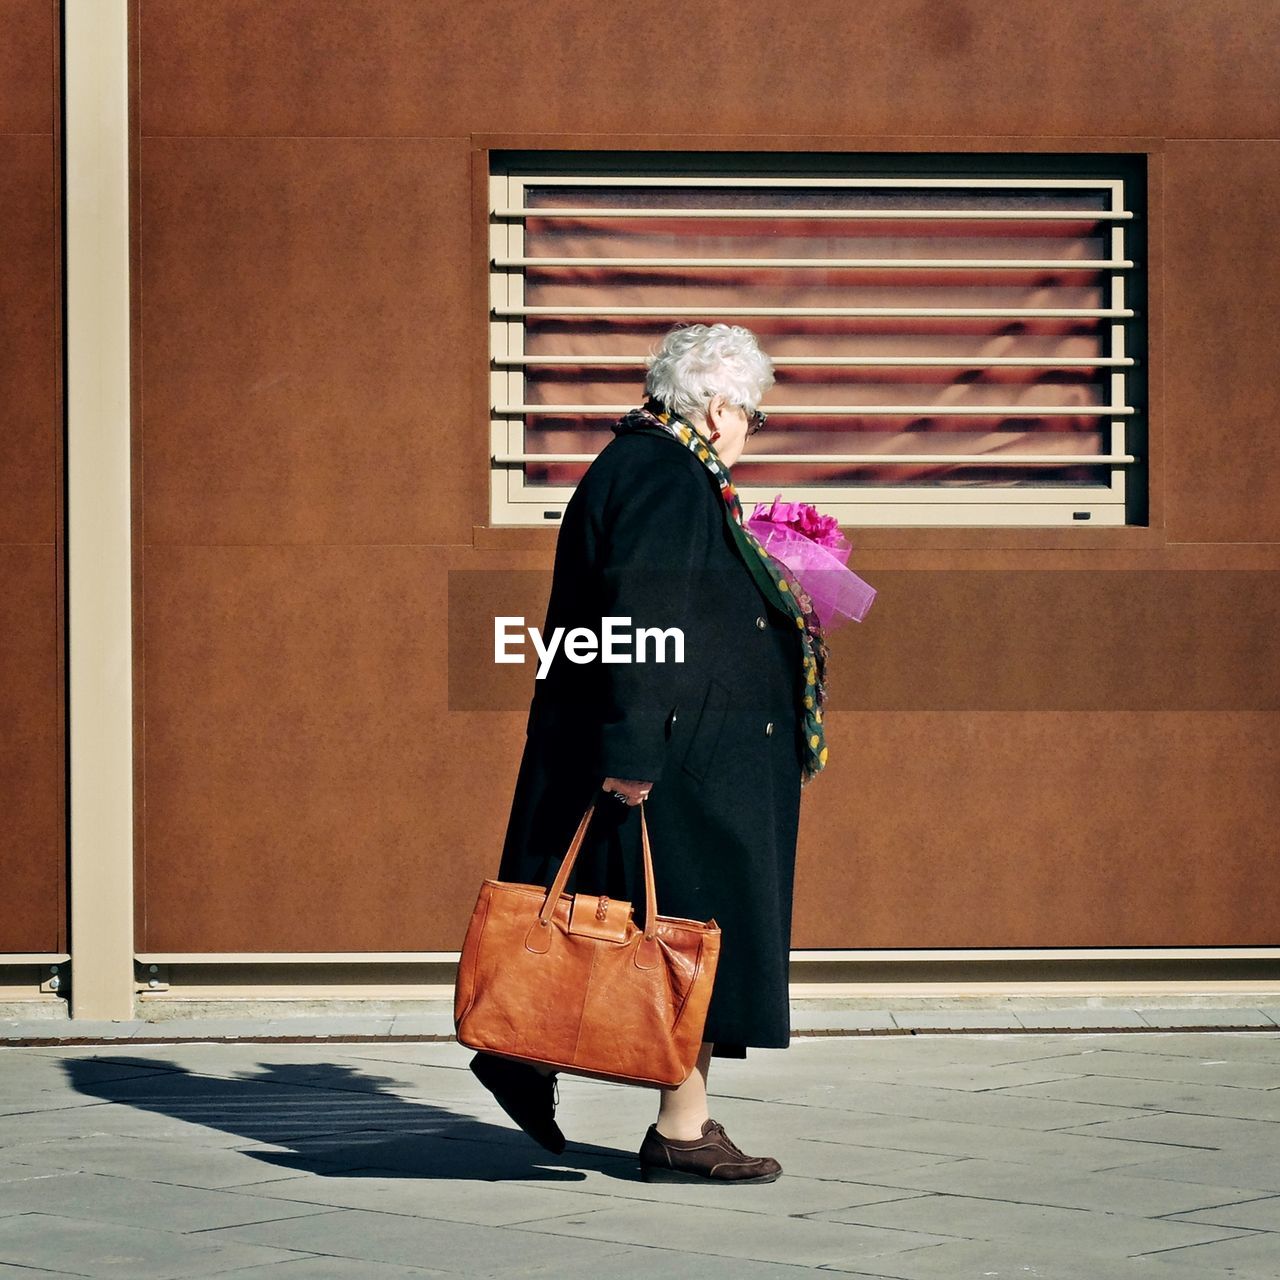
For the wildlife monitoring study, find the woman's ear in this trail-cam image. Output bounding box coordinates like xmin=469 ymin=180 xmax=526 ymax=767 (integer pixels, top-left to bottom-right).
xmin=706 ymin=394 xmax=732 ymax=430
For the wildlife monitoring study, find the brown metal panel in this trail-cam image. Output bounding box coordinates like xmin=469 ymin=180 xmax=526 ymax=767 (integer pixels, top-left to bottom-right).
xmin=130 ymin=0 xmax=144 ymax=913
xmin=139 ymin=545 xmax=529 ymax=953
xmin=0 ymin=546 xmax=63 ymax=952
xmin=139 ymin=137 xmax=478 ymax=547
xmin=450 ymin=569 xmax=1280 ymax=717
xmin=137 ymin=0 xmax=1280 ymax=140
xmin=130 ymin=3 xmax=1280 ymax=955
xmin=141 ymin=547 xmax=1280 ymax=950
xmin=0 ymin=2 xmax=63 ymax=956
xmin=835 ymin=569 xmax=1280 ymax=713
xmin=1166 ymin=142 xmax=1280 ymax=545
xmin=792 ymin=711 xmax=1280 ymax=947
xmin=0 ymin=135 xmax=57 ymax=544
xmin=0 ymin=0 xmax=55 ymax=134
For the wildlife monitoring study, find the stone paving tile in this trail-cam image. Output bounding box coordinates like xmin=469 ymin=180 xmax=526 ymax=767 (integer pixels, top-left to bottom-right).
xmin=695 ymin=1141 xmax=968 ymax=1189
xmin=1 ymin=1022 xmax=146 ymax=1042
xmin=818 ymin=1236 xmax=1219 ymax=1279
xmin=252 ymin=1018 xmax=399 ymax=1038
xmin=480 ymin=1246 xmax=841 ymax=1279
xmin=42 ymin=1046 xmax=484 ymax=1108
xmin=38 ymin=1067 xmax=442 ymax=1157
xmin=0 ymin=1160 xmax=73 ymax=1186
xmin=614 ymin=1035 xmax=1100 ymax=1082
xmin=796 ymin=1153 xmax=1273 ymax=1218
xmin=1139 ymin=1231 xmax=1280 ymax=1277
xmin=503 ymin=1200 xmax=954 ymax=1268
xmin=491 ymin=1088 xmax=984 ymax=1189
xmin=1056 ymin=1109 xmax=1280 ymax=1152
xmin=518 ymin=1137 xmax=970 ymax=1191
xmin=0 ymin=1135 xmax=362 ymax=1190
xmin=763 ymin=1105 xmax=1192 ymax=1174
xmin=0 ymin=1054 xmax=173 ymax=1113
xmin=0 ymin=1093 xmax=100 ymax=1123
xmin=0 ymin=1212 xmax=307 ymax=1278
xmin=0 ymin=1264 xmax=86 ymax=1278
xmin=990 ymin=1045 xmax=1280 ymax=1090
xmin=233 ymin=1131 xmax=617 ymax=1189
xmin=0 ymin=1170 xmax=336 ymax=1233
xmin=338 ymin=1063 xmax=509 ymax=1105
xmin=891 ymin=1011 xmax=1025 ymax=1030
xmin=200 ymin=1207 xmax=636 ymax=1274
xmin=1139 ymin=1009 xmax=1277 ymax=1029
xmin=1165 ymin=1193 xmax=1280 ymax=1232
xmin=1014 ymin=1010 xmax=1152 ymax=1029
xmin=746 ymin=1076 xmax=1154 ymax=1131
xmin=797 ymin=1012 xmax=897 ymax=1031
xmin=0 ymin=1102 xmax=238 ymax=1148
xmin=898 ymin=1032 xmax=1119 ymax=1057
xmin=1004 ymin=1074 xmax=1280 ymax=1123
xmin=389 ymin=1015 xmax=455 ymax=1037
xmin=3 ymin=1033 xmax=1279 ymax=1277
xmin=822 ymin=1058 xmax=1088 ymax=1092
xmin=214 ymin=1163 xmax=912 ymax=1222
xmin=341 ymin=1045 xmax=470 ymax=1068
xmin=196 ymin=1259 xmax=450 ymax=1279
xmin=1104 ymin=1032 xmax=1280 ymax=1061
xmin=131 ymin=1018 xmax=330 ymax=1037
xmin=1099 ymin=1149 xmax=1280 ymax=1194
xmin=219 ymin=1172 xmax=625 ymax=1228
xmin=807 ymin=1192 xmax=1253 ymax=1256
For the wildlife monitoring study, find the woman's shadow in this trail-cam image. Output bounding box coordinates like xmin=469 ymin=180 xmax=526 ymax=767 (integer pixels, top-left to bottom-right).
xmin=58 ymin=1053 xmax=634 ymax=1183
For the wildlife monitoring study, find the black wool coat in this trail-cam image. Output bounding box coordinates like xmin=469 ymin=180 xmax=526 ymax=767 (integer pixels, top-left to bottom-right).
xmin=497 ymin=425 xmax=807 ymax=1056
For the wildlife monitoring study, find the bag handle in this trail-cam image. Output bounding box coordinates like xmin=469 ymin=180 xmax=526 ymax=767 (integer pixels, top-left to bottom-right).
xmin=538 ymin=794 xmax=658 ymax=941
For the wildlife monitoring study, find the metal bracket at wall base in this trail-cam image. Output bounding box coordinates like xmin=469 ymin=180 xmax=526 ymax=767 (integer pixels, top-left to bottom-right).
xmin=0 ymin=958 xmax=71 ymax=1014
xmin=136 ymin=963 xmax=169 ymax=992
xmin=39 ymin=964 xmax=66 ymax=995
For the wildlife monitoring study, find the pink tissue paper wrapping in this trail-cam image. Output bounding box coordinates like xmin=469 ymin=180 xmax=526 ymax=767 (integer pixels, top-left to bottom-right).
xmin=745 ymin=496 xmax=877 ymax=630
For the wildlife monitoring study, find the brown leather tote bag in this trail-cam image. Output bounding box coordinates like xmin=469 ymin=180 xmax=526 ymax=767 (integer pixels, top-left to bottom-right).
xmin=454 ymin=795 xmax=721 ymax=1088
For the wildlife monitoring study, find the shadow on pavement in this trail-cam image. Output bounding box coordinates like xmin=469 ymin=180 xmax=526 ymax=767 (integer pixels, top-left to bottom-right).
xmin=57 ymin=1055 xmax=642 ymax=1183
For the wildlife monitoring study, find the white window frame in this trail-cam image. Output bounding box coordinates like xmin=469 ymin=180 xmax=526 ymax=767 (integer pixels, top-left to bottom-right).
xmin=489 ymin=166 xmax=1142 ymax=528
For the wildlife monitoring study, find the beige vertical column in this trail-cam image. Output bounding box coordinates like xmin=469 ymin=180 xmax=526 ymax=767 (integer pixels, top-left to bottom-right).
xmin=65 ymin=0 xmax=135 ymax=1019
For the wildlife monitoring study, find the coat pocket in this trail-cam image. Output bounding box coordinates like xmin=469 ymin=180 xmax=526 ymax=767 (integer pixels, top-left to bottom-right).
xmin=680 ymin=677 xmax=731 ymax=784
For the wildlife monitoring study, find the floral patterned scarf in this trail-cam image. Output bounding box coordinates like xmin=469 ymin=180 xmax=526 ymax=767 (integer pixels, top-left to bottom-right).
xmin=611 ymin=401 xmax=829 ymax=785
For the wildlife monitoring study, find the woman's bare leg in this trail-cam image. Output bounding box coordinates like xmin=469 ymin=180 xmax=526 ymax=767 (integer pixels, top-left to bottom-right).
xmin=655 ymin=1041 xmax=714 ymax=1140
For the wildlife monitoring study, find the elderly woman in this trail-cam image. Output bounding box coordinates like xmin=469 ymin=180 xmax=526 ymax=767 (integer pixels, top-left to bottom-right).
xmin=470 ymin=323 xmax=829 ymax=1184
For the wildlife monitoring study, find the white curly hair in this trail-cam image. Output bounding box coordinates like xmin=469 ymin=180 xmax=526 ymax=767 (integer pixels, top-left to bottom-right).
xmin=644 ymin=323 xmax=774 ymax=421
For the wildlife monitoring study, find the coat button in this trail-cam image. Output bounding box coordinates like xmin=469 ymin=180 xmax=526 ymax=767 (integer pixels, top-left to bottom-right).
xmin=764 ymin=721 xmax=774 ymax=736
xmin=755 ymin=616 xmax=767 ymax=629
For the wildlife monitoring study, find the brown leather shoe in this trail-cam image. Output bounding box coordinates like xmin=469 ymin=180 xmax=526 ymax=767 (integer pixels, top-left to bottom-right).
xmin=469 ymin=1052 xmax=565 ymax=1155
xmin=639 ymin=1117 xmax=782 ymax=1183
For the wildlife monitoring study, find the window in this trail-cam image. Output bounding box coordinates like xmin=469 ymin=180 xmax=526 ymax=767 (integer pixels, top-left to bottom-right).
xmin=489 ymin=152 xmax=1147 ymax=528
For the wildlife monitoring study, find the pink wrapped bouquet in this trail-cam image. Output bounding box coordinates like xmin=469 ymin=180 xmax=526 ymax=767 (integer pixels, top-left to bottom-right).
xmin=745 ymin=496 xmax=876 ymax=630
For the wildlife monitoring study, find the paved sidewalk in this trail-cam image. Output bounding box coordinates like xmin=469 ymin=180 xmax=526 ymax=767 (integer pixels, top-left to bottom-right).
xmin=4 ymin=995 xmax=1280 ymax=1045
xmin=2 ymin=1029 xmax=1279 ymax=1278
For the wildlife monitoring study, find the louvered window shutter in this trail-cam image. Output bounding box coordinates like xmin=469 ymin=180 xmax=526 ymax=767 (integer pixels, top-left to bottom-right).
xmin=489 ymin=157 xmax=1145 ymax=528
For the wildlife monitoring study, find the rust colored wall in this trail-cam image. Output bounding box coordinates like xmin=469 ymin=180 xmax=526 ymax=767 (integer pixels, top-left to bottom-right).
xmin=131 ymin=0 xmax=1280 ymax=952
xmin=0 ymin=0 xmax=64 ymax=953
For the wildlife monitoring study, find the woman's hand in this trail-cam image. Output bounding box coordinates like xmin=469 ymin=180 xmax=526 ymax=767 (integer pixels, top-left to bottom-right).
xmin=602 ymin=776 xmax=653 ymax=807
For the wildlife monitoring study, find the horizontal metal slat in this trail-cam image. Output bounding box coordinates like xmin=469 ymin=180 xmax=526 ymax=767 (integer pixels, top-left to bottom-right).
xmin=495 ymin=256 xmax=1135 ymax=270
xmin=495 ymin=355 xmax=1137 ymax=368
xmin=495 ymin=403 xmax=1136 ymax=416
xmin=494 ymin=306 xmax=1136 ymax=319
xmin=496 ymin=207 xmax=1134 ymax=221
xmin=518 ymin=176 xmax=1123 ymax=188
xmin=494 ymin=451 xmax=1137 ymax=465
